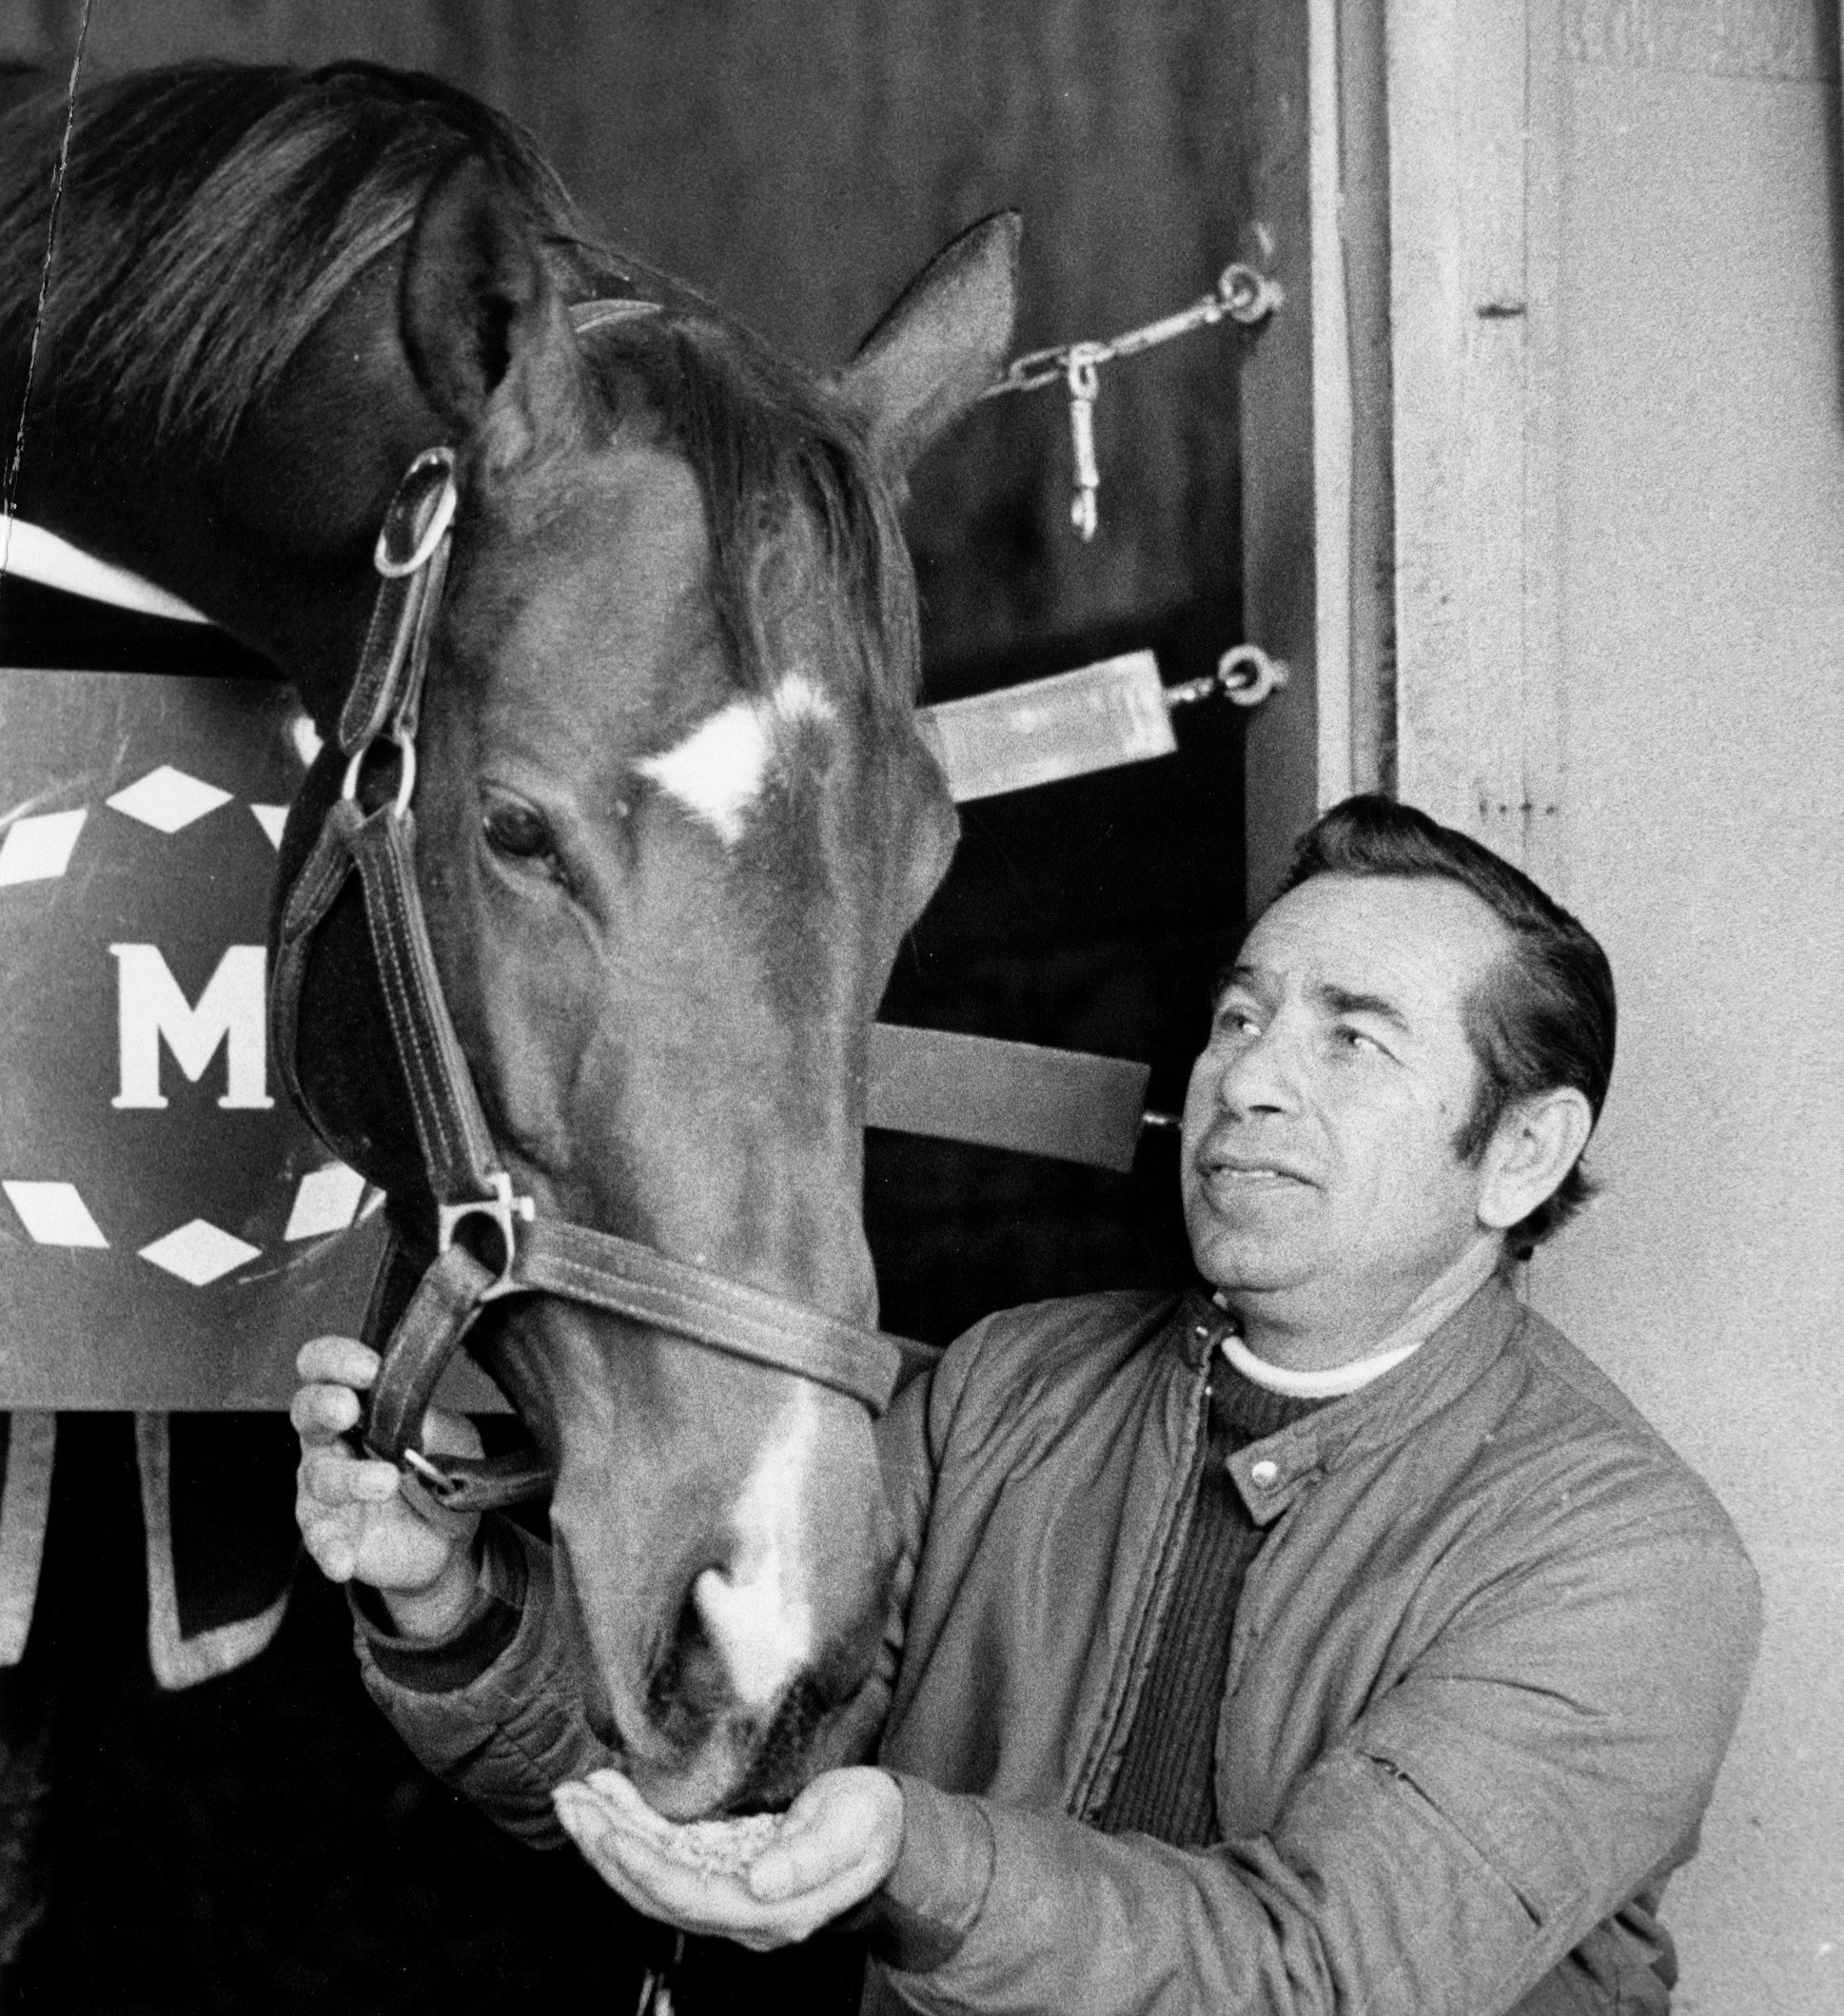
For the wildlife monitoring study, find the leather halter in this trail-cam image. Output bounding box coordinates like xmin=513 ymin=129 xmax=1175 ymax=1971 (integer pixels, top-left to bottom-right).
xmin=270 ymin=437 xmax=903 ymax=1532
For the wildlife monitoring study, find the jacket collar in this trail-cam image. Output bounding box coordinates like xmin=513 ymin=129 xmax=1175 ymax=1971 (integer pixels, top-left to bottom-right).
xmin=1174 ymin=1275 xmax=1530 ymax=1526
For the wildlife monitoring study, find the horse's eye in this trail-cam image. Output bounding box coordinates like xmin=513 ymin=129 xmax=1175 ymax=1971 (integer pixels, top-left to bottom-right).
xmin=482 ymin=802 xmax=556 ymax=865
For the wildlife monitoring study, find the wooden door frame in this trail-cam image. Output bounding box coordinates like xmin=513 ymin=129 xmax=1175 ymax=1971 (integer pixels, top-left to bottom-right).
xmin=1238 ymin=0 xmax=1401 ymax=906
xmin=1309 ymin=0 xmax=1394 ymax=809
xmin=1376 ymin=0 xmax=1567 ymax=881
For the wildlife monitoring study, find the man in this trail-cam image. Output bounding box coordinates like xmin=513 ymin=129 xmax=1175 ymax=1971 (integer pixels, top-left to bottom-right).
xmin=295 ymin=794 xmax=1760 ymax=2015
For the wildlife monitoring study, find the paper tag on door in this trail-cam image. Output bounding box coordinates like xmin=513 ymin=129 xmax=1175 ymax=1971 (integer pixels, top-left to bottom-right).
xmin=915 ymin=650 xmax=1176 ymax=801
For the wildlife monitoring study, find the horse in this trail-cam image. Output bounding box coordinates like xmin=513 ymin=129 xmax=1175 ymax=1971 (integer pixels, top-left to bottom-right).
xmin=0 ymin=60 xmax=1015 ymax=1821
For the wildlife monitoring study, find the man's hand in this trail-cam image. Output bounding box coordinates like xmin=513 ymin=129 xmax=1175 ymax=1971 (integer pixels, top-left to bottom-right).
xmin=552 ymin=1767 xmax=905 ymax=1951
xmin=291 ymin=1334 xmax=483 ymax=1639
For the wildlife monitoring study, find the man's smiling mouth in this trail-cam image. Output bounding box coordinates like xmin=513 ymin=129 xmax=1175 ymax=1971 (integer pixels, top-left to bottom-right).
xmin=1196 ymin=1145 xmax=1317 ymax=1187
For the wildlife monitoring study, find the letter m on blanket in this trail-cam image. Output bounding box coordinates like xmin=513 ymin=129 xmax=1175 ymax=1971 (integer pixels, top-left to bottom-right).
xmin=108 ymin=943 xmax=274 ymax=1111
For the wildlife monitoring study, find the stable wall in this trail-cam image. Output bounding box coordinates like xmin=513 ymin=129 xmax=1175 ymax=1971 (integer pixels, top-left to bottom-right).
xmin=1383 ymin=5 xmax=1840 ymax=2006
xmin=1519 ymin=13 xmax=1843 ymax=2010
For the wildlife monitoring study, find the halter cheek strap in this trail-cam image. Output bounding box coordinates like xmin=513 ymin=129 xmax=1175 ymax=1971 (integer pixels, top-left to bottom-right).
xmin=271 ymin=441 xmax=905 ymax=1522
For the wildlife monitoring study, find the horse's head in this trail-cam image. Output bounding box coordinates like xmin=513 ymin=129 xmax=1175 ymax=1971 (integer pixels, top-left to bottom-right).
xmin=328 ymin=166 xmax=1011 ymax=1816
xmin=0 ymin=57 xmax=1010 ymax=1818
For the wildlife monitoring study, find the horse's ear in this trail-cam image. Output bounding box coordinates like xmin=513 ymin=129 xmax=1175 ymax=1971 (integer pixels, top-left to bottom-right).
xmin=834 ymin=211 xmax=1021 ymax=476
xmin=400 ymin=155 xmax=586 ymax=466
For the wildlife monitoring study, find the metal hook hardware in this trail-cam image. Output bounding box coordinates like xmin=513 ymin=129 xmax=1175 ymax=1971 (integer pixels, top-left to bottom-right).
xmin=990 ymin=261 xmax=1285 ymax=400
xmin=1213 ymin=643 xmax=1289 ymax=708
xmin=1165 ymin=644 xmax=1290 ymax=713
xmin=1066 ymin=348 xmax=1103 ymax=541
xmin=986 ymin=260 xmax=1282 ymax=543
xmin=1216 ymin=262 xmax=1285 ymax=327
xmin=401 ymin=1446 xmax=455 ymax=1490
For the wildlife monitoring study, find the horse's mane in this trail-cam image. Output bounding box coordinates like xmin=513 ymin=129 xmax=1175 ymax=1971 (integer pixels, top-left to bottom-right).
xmin=0 ymin=60 xmax=917 ymax=701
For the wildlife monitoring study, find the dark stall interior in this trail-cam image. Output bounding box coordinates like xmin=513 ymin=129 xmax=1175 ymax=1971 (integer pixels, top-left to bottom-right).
xmin=0 ymin=3 xmax=1265 ymax=2009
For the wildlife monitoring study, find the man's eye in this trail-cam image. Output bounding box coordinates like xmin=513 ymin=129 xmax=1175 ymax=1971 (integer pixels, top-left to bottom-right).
xmin=1214 ymin=1003 xmax=1260 ymax=1038
xmin=1336 ymin=1026 xmax=1384 ymax=1056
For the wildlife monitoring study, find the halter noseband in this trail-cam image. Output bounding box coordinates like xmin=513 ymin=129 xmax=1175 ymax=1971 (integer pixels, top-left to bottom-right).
xmin=270 ymin=440 xmax=902 ymax=1532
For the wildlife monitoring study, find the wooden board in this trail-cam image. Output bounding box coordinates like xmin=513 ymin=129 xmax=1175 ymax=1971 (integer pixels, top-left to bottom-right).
xmin=1386 ymin=0 xmax=1567 ymax=886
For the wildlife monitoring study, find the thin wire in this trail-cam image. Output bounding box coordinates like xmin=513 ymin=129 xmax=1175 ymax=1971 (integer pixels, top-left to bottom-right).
xmin=1 ymin=0 xmax=97 ymax=585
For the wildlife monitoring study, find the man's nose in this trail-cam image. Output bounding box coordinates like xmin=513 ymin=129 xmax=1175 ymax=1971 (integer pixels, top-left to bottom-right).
xmin=1213 ymin=1021 xmax=1302 ymax=1116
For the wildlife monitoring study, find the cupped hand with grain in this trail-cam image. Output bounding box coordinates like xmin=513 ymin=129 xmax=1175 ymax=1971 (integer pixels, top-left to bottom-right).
xmin=552 ymin=1766 xmax=904 ymax=1949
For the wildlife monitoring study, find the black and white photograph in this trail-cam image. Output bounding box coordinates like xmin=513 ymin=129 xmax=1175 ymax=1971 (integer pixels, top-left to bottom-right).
xmin=0 ymin=3 xmax=1834 ymax=2012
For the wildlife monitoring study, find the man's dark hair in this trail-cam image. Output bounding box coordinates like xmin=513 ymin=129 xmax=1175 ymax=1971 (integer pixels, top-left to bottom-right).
xmin=1272 ymin=794 xmax=1617 ymax=1255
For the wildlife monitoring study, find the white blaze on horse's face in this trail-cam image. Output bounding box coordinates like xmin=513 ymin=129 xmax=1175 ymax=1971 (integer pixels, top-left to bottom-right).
xmin=689 ymin=1383 xmax=820 ymax=1709
xmin=638 ymin=672 xmax=835 ymax=847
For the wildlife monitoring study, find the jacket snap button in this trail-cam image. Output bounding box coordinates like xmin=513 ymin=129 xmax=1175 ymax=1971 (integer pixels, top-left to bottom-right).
xmin=1249 ymin=1458 xmax=1281 ymax=1490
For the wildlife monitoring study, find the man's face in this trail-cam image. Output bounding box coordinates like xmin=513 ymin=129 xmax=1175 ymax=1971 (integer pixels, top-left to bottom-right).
xmin=1181 ymin=872 xmax=1510 ymax=1341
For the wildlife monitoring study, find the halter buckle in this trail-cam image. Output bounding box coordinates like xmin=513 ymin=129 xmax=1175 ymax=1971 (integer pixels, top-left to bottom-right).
xmin=374 ymin=447 xmax=459 ymax=580
xmin=438 ymin=1171 xmax=535 ymax=1290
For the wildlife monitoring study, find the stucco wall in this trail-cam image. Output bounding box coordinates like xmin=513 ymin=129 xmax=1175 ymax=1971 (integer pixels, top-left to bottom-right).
xmin=1528 ymin=18 xmax=1844 ymax=2010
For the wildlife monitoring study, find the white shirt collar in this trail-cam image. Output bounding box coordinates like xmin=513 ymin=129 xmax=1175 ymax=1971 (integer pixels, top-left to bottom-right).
xmin=1217 ymin=1327 xmax=1423 ymax=1399
xmin=0 ymin=516 xmax=209 ymax=625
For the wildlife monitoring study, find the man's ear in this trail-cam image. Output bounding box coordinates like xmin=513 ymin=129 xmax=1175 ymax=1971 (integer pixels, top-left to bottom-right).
xmin=1477 ymin=1088 xmax=1595 ymax=1233
xmin=833 ymin=212 xmax=1020 ymax=479
xmin=400 ymin=154 xmax=587 ymax=470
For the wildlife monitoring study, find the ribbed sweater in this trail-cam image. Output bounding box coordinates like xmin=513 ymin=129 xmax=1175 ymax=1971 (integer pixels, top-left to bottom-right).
xmin=1095 ymin=1361 xmax=1324 ymax=1847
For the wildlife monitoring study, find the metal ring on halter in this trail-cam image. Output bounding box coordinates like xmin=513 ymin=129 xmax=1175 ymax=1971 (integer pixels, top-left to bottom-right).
xmin=437 ymin=1171 xmax=535 ymax=1292
xmin=374 ymin=446 xmax=459 ymax=580
xmin=340 ymin=726 xmax=418 ymax=816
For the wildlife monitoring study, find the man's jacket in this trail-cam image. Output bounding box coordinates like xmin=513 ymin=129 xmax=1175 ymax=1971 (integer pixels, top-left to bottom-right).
xmin=357 ymin=1277 xmax=1759 ymax=2016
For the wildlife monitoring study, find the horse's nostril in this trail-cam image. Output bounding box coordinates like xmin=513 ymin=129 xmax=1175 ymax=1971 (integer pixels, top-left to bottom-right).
xmin=727 ymin=1641 xmax=872 ymax=1814
xmin=649 ymin=1581 xmax=734 ymax=1729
